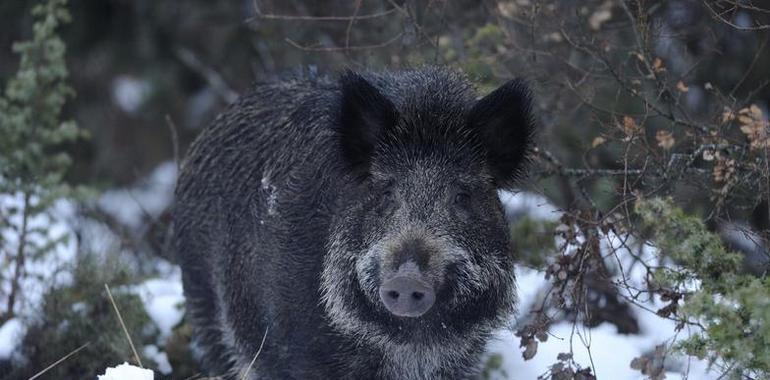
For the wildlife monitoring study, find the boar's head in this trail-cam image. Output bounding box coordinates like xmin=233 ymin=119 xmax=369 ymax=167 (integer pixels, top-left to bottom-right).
xmin=322 ymin=70 xmax=535 ymax=346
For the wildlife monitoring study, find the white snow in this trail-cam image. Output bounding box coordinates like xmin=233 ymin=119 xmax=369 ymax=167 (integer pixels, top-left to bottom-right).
xmin=261 ymin=175 xmax=278 ymax=216
xmin=0 ymin=318 xmax=25 ymax=359
xmin=1 ymin=162 xmax=180 ymax=369
xmin=499 ymin=190 xmax=561 ymax=222
xmin=98 ymin=161 xmax=177 ymax=230
xmin=144 ymin=344 xmax=172 ymax=374
xmin=111 ymin=75 xmax=151 ymax=114
xmin=0 ymin=193 xmax=78 ymax=358
xmin=98 ymin=362 xmax=154 ymax=380
xmin=133 ymin=267 xmax=185 ymax=341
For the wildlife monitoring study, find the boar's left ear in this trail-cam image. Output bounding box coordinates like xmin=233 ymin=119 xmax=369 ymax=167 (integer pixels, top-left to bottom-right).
xmin=468 ymin=78 xmax=536 ymax=189
xmin=338 ymin=71 xmax=399 ymax=176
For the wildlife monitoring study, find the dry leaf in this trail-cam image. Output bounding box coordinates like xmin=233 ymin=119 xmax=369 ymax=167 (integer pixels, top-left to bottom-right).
xmin=622 ymin=116 xmax=639 ymax=136
xmin=497 ymin=2 xmax=517 ymax=18
xmin=736 ymin=104 xmax=769 ymax=150
xmin=738 ymin=115 xmax=754 ymax=125
xmin=522 ymin=339 xmax=538 ymax=360
xmin=676 ymin=81 xmax=689 ymax=93
xmin=652 ymin=57 xmax=665 ymax=73
xmin=722 ymin=107 xmax=736 ymax=123
xmin=713 ymin=158 xmax=735 ymax=183
xmin=750 ymin=104 xmax=762 ymax=118
xmin=656 ymin=130 xmax=675 ymax=150
xmin=592 ymin=136 xmax=606 ymax=148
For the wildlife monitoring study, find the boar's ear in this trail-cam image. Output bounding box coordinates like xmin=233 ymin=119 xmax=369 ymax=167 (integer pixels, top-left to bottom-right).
xmin=468 ymin=78 xmax=536 ymax=189
xmin=338 ymin=71 xmax=399 ymax=175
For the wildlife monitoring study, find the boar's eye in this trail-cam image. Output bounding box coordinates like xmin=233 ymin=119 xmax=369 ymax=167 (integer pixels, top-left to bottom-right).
xmin=376 ymin=185 xmax=397 ymax=216
xmin=453 ymin=192 xmax=471 ymax=208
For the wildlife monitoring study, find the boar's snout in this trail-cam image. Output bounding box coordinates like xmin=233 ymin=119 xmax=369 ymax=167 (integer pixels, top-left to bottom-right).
xmin=378 ymin=262 xmax=435 ymax=317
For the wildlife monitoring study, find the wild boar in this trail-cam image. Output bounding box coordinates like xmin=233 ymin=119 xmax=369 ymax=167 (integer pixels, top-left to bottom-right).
xmin=174 ymin=67 xmax=535 ymax=379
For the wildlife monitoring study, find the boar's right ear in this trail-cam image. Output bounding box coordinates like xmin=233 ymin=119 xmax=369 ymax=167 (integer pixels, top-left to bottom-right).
xmin=468 ymin=78 xmax=536 ymax=189
xmin=338 ymin=71 xmax=399 ymax=175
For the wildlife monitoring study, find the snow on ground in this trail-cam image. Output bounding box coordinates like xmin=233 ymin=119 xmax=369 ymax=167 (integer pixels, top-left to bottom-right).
xmin=98 ymin=161 xmax=177 ymax=230
xmin=499 ymin=190 xmax=562 ymax=222
xmin=0 ymin=318 xmax=25 ymax=359
xmin=0 ymin=162 xmax=181 ymax=364
xmin=111 ymin=75 xmax=152 ymax=115
xmin=0 ymin=194 xmax=78 ymax=359
xmin=488 ymin=267 xmax=717 ymax=379
xmin=143 ymin=344 xmax=172 ymax=375
xmin=98 ymin=362 xmax=154 ymax=380
xmin=133 ymin=264 xmax=185 ymax=342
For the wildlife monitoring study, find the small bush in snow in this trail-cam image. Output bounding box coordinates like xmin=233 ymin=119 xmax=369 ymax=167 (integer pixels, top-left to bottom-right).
xmin=4 ymin=255 xmax=160 ymax=379
xmin=636 ymin=198 xmax=770 ymax=378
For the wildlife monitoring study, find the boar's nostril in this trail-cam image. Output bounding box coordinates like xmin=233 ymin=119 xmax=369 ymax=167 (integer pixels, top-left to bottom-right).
xmin=378 ymin=276 xmax=435 ymax=318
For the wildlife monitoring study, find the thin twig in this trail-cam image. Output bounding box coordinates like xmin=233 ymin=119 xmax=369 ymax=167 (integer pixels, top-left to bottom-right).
xmin=165 ymin=115 xmax=181 ymax=172
xmin=239 ymin=325 xmax=270 ymax=380
xmin=28 ymin=342 xmax=91 ymax=380
xmin=729 ymin=35 xmax=769 ymax=98
xmin=174 ymin=47 xmax=238 ymax=104
xmin=105 ymin=283 xmax=143 ymax=368
xmin=285 ymin=32 xmax=403 ymax=52
xmin=703 ymin=1 xmax=770 ymax=30
xmin=250 ymin=0 xmax=395 ymax=22
xmin=345 ymin=0 xmax=363 ymax=53
xmin=5 ymin=191 xmax=31 ymax=323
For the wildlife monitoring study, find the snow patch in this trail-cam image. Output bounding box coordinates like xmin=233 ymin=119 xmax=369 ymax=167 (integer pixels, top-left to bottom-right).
xmin=98 ymin=162 xmax=177 ymax=229
xmin=0 ymin=195 xmax=77 ymax=321
xmin=261 ymin=175 xmax=278 ymax=216
xmin=112 ymin=75 xmax=151 ymax=114
xmin=0 ymin=318 xmax=26 ymax=359
xmin=133 ymin=268 xmax=184 ymax=341
xmin=144 ymin=345 xmax=172 ymax=374
xmin=98 ymin=362 xmax=154 ymax=380
xmin=499 ymin=191 xmax=561 ymax=222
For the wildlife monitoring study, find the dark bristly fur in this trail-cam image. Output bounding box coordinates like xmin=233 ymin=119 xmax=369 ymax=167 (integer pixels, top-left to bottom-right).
xmin=174 ymin=67 xmax=536 ymax=379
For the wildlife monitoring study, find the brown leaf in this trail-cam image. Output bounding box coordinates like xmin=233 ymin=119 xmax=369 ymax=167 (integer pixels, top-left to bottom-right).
xmin=622 ymin=116 xmax=639 ymax=136
xmin=652 ymin=57 xmax=665 ymax=73
xmin=630 ymin=356 xmax=647 ymax=370
xmin=737 ymin=104 xmax=769 ymax=150
xmin=713 ymin=158 xmax=736 ymax=183
xmin=738 ymin=115 xmax=754 ymax=125
xmin=750 ymin=104 xmax=762 ymax=119
xmin=721 ymin=107 xmax=736 ymax=123
xmin=675 ymin=81 xmax=689 ymax=93
xmin=522 ymin=339 xmax=538 ymax=360
xmin=656 ymin=130 xmax=675 ymax=150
